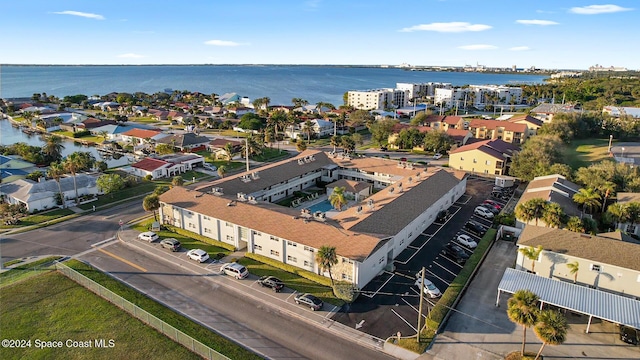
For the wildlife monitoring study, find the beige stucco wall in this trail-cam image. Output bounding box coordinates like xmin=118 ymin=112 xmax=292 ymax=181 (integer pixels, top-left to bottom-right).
xmin=449 ymin=149 xmax=506 ymax=175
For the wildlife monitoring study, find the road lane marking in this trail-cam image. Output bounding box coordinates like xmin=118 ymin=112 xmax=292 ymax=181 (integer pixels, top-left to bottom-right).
xmin=98 ymin=248 xmax=148 ymax=272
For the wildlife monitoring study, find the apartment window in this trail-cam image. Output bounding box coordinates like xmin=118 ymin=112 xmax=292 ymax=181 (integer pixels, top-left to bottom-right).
xmin=495 ymin=170 xmax=501 ymax=175
xmin=287 ymin=255 xmax=297 ymax=263
xmin=400 ymin=239 xmax=404 ymax=246
xmin=626 ymin=224 xmax=637 ymax=234
xmin=225 ymin=222 xmax=233 ymax=228
xmin=304 ymin=246 xmax=314 ymax=252
xmin=485 ymin=160 xmax=491 ymax=165
xmin=304 ymin=260 xmax=311 ymax=267
xmin=460 ymin=157 xmax=464 ymax=161
xmin=341 ymin=273 xmax=353 ymax=281
xmin=270 ymin=236 xmax=279 ymax=242
xmin=270 ymin=250 xmax=280 ymax=256
xmin=252 ymin=231 xmax=262 ymax=236
xmin=484 ymin=170 xmax=489 ymax=174
xmin=473 ymin=159 xmax=477 ymax=163
xmin=379 ymin=257 xmax=384 ymax=264
xmin=204 ymin=228 xmax=211 ymax=234
xmin=254 ymin=244 xmax=262 ymax=251
xmin=203 ymin=216 xmax=210 ymax=220
xmin=226 ymin=235 xmax=233 ymax=242
xmin=408 ymin=232 xmax=413 ymax=238
xmin=590 ymin=264 xmax=601 ymax=272
xmin=287 ymin=241 xmax=297 ymax=247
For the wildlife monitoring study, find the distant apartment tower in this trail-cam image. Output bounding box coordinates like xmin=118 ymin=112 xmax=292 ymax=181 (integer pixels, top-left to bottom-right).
xmin=434 ymin=88 xmax=467 ymax=108
xmin=348 ymin=88 xmax=409 ymax=110
xmin=435 ymin=85 xmax=523 ymax=109
xmin=396 ymin=82 xmax=452 ymax=100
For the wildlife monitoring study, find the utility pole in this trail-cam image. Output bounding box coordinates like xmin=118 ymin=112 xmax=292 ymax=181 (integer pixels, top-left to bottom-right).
xmin=417 ymin=266 xmax=426 ymax=343
xmin=245 ymin=137 xmax=250 ymax=172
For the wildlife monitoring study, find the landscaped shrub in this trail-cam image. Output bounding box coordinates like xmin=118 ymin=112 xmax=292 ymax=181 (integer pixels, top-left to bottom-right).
xmin=72 ymin=130 xmax=91 ymax=138
xmin=333 ymin=282 xmax=359 ymax=303
xmin=244 ymin=253 xmax=332 ymax=287
xmin=163 ymin=225 xmax=235 ymax=251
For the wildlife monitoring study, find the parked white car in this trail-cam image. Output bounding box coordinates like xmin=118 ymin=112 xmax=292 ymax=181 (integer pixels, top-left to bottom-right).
xmin=137 ymin=231 xmax=159 ymax=242
xmin=456 ymin=234 xmax=478 ymax=249
xmin=414 ymin=278 xmax=442 ymax=298
xmin=433 ymin=153 xmax=443 ymax=160
xmin=474 ymin=206 xmax=494 ymax=219
xmin=186 ymin=249 xmax=210 ymax=263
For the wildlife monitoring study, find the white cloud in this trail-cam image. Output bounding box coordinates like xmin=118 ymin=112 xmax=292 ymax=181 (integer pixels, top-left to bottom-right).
xmin=400 ymin=22 xmax=491 ymax=33
xmin=509 ymin=46 xmax=531 ymax=51
xmin=516 ymin=19 xmax=559 ymax=26
xmin=53 ymin=11 xmax=104 ymax=20
xmin=570 ymin=4 xmax=633 ymax=14
xmin=204 ymin=39 xmax=245 ymax=47
xmin=117 ymin=53 xmax=145 ymax=59
xmin=458 ymin=44 xmax=497 ymax=50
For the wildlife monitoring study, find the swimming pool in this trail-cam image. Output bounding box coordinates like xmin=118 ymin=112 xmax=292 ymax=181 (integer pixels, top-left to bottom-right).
xmin=307 ymin=200 xmax=336 ymax=213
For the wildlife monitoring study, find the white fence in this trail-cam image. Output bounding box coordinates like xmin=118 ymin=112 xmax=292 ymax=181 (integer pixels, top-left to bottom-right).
xmin=56 ymin=262 xmax=231 ymax=360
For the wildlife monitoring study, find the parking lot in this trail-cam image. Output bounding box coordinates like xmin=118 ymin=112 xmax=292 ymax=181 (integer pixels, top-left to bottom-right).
xmin=333 ymin=176 xmax=516 ymax=339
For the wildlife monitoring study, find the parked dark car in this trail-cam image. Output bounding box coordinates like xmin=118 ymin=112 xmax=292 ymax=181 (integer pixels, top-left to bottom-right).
xmin=620 ymin=325 xmax=639 ymax=345
xmin=465 ymin=221 xmax=486 ymax=236
xmin=258 ymin=276 xmax=285 ymax=292
xmin=160 ymin=238 xmax=181 ymax=252
xmin=436 ymin=210 xmax=451 ymax=223
xmin=441 ymin=243 xmax=470 ymax=263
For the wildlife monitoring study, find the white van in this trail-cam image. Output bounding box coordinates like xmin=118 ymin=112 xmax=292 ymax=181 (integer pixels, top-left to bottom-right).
xmin=221 ymin=263 xmax=249 ymax=279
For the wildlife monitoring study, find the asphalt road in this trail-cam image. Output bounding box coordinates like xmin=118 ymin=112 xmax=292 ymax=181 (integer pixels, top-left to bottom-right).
xmin=332 ymin=177 xmax=502 ymax=339
xmin=79 ymin=241 xmax=393 ymax=360
xmin=0 ymin=201 xmax=147 ymax=262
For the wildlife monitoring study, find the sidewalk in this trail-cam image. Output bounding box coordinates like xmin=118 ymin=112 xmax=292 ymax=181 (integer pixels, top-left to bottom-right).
xmin=116 ymin=229 xmax=397 ymax=358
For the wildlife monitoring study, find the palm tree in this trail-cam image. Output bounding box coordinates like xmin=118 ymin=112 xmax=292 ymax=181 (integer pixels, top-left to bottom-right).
xmin=242 ymin=134 xmax=263 ymax=158
xmin=316 ymin=245 xmax=338 ymax=285
xmin=329 ymin=186 xmax=347 ymax=211
xmin=47 ymin=162 xmax=66 ymax=206
xmin=507 ymin=290 xmax=540 ymax=357
xmin=566 ymin=261 xmax=579 ymax=283
xmin=63 ymin=152 xmax=90 ymax=204
xmin=330 ymin=135 xmax=340 ymax=153
xmin=626 ymin=202 xmax=640 ymax=231
xmin=533 ymin=309 xmax=569 ymax=360
xmin=222 ymin=143 xmax=235 ymax=163
xmin=566 ymin=216 xmax=585 ymax=232
xmin=597 ymin=181 xmax=616 ymax=213
xmin=295 ymin=138 xmax=307 ymax=152
xmin=519 ymin=245 xmax=543 ymax=273
xmin=142 ymin=194 xmax=160 ymax=221
xmin=606 ymin=203 xmax=629 ymax=229
xmin=572 ymin=188 xmax=601 ymax=215
xmin=542 ymin=202 xmax=564 ymax=228
xmin=42 ymin=135 xmax=65 ymax=162
xmin=217 ymin=165 xmax=227 ymax=178
xmin=171 ymin=176 xmax=184 ymax=186
xmin=515 ymin=198 xmax=547 ymax=226
xmin=302 ymin=120 xmax=315 ymax=144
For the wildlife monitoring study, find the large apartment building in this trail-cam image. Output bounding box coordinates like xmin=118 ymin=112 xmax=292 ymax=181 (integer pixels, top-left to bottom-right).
xmin=396 ymin=82 xmax=452 ymax=100
xmin=434 ymin=85 xmax=523 ymax=109
xmin=347 ymin=88 xmax=409 ymax=110
xmin=468 ymin=118 xmax=529 ymax=144
xmin=448 ymin=139 xmax=519 ymax=176
xmin=158 ymin=150 xmax=467 ymax=288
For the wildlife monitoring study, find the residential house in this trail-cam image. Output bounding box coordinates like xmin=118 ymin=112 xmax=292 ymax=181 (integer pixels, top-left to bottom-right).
xmin=208 ymin=138 xmax=243 ymax=160
xmin=387 ymin=123 xmax=472 ymax=150
xmin=422 ymin=115 xmax=465 ymax=130
xmin=60 ymin=118 xmax=116 ymax=133
xmin=613 ymin=192 xmax=640 ymax=236
xmin=516 ymin=225 xmax=640 ymax=298
xmin=602 ymin=106 xmax=640 ymax=119
xmin=130 ymin=155 xmax=193 ymax=180
xmin=120 ymin=128 xmax=165 ymax=146
xmin=449 ymin=139 xmax=519 ymax=176
xmin=155 ymin=133 xmax=211 ymax=152
xmin=468 ymin=118 xmax=528 ymax=144
xmin=285 ymin=119 xmax=335 ymax=139
xmin=530 ymin=103 xmax=580 ymax=123
xmin=1 ymin=174 xmax=100 ymax=212
xmin=158 ymin=150 xmax=467 ymax=288
xmin=0 ymin=155 xmax=39 ymax=183
xmin=514 ymin=174 xmax=582 ymax=228
xmin=505 ymin=114 xmax=544 ymax=137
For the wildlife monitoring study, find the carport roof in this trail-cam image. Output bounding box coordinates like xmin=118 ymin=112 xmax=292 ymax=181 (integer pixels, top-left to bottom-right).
xmin=498 ymin=268 xmax=640 ymax=330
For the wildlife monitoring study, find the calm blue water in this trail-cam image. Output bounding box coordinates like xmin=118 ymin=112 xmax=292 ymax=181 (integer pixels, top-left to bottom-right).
xmin=307 ymin=200 xmax=336 ymax=213
xmin=0 ymin=65 xmax=546 ymax=106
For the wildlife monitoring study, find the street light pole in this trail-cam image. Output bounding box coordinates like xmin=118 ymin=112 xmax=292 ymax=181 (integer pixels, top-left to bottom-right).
xmin=417 ymin=266 xmax=426 ymax=343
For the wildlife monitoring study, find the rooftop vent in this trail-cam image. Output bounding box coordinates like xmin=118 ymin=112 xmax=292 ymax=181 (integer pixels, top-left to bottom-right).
xmin=298 ymin=158 xmax=305 ymax=165
xmin=240 ymin=175 xmax=251 ymax=183
xmin=227 ymin=200 xmax=236 ymax=207
xmin=237 ymin=192 xmax=248 ymax=201
xmin=247 ymin=195 xmax=257 ymax=204
xmin=212 ymin=187 xmax=224 ymax=196
xmin=313 ymin=211 xmax=327 ymax=222
xmin=251 ymin=171 xmax=260 ymax=180
xmin=388 ymin=187 xmax=395 ymax=194
xmin=356 ymin=205 xmax=363 ymax=214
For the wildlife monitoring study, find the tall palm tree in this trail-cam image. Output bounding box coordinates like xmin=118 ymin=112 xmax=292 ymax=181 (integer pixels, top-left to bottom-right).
xmin=302 ymin=120 xmax=315 ymax=144
xmin=316 ymin=245 xmax=338 ymax=285
xmin=217 ymin=165 xmax=227 ymax=178
xmin=572 ymin=188 xmax=601 ymax=215
xmin=42 ymin=135 xmax=65 ymax=162
xmin=242 ymin=134 xmax=263 ymax=158
xmin=63 ymin=152 xmax=90 ymax=204
xmin=515 ymin=198 xmax=547 ymax=226
xmin=142 ymin=194 xmax=160 ymax=221
xmin=507 ymin=290 xmax=540 ymax=357
xmin=519 ymin=245 xmax=543 ymax=273
xmin=329 ymin=186 xmax=347 ymax=211
xmin=542 ymin=202 xmax=564 ymax=228
xmin=566 ymin=261 xmax=579 ymax=283
xmin=222 ymin=142 xmax=235 ymax=163
xmin=597 ymin=181 xmax=616 ymax=213
xmin=330 ymin=135 xmax=340 ymax=153
xmin=606 ymin=203 xmax=629 ymax=229
xmin=47 ymin=162 xmax=66 ymax=206
xmin=533 ymin=310 xmax=569 ymax=360
xmin=626 ymin=202 xmax=640 ymax=231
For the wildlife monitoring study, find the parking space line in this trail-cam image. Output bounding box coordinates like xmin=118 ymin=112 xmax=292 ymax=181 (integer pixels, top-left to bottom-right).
xmin=407 ymin=245 xmax=420 ymax=250
xmin=390 ymin=309 xmax=417 ymax=332
xmin=425 ymin=268 xmax=451 ymax=286
xmin=362 ymin=273 xmax=396 ymax=298
xmin=473 ymin=216 xmax=493 ymax=225
xmin=461 ymin=230 xmax=483 ymax=240
xmin=325 ymin=304 xmax=341 ymax=319
xmin=433 ymin=260 xmax=461 ymax=275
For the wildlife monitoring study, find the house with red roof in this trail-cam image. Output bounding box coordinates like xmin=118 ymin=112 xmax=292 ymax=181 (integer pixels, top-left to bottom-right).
xmin=121 ymin=128 xmax=164 ymax=145
xmin=387 ymin=123 xmax=472 ymax=150
xmin=468 ymin=118 xmax=529 ymax=144
xmin=131 ymin=157 xmax=184 ymax=180
xmin=422 ymin=115 xmax=465 ymax=131
xmin=449 ymin=139 xmax=519 ymax=176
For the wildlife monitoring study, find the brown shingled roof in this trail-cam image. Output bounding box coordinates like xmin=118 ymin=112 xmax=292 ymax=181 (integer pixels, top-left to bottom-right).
xmin=159 ymin=186 xmax=383 ymax=261
xmin=122 ymin=128 xmax=162 ymax=139
xmin=518 ymin=225 xmax=640 ymax=272
xmin=469 ymin=118 xmax=528 ymax=133
xmin=132 ymin=158 xmax=169 ymax=171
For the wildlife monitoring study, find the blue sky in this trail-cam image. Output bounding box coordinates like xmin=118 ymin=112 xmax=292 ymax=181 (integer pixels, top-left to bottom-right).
xmin=1 ymin=1 xmax=637 ymax=70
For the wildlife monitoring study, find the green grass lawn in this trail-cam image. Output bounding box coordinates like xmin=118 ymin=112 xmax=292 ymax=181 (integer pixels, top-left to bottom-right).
xmin=562 ymin=138 xmax=614 ymax=169
xmin=251 ymin=147 xmax=289 ymax=162
xmin=132 ymin=219 xmax=233 ymax=256
xmin=65 ymin=260 xmax=260 ymax=360
xmin=77 ymin=182 xmax=157 ymax=210
xmin=0 ymin=209 xmax=75 ymax=229
xmin=0 ymin=271 xmax=202 ymax=360
xmin=0 ymin=256 xmax=61 ymax=286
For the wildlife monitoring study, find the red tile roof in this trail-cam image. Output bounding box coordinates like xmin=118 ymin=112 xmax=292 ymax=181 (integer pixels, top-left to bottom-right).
xmin=132 ymin=158 xmax=169 ymax=171
xmin=469 ymin=119 xmax=527 ymax=133
xmin=122 ymin=128 xmax=162 ymax=139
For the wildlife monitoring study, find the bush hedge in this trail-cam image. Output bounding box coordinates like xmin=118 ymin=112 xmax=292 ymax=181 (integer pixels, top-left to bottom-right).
xmin=244 ymin=252 xmax=332 ymax=287
xmin=162 ymin=225 xmax=236 ymax=251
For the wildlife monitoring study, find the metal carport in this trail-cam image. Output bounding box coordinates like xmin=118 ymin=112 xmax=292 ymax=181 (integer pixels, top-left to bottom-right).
xmin=497 ymin=268 xmax=640 ymax=333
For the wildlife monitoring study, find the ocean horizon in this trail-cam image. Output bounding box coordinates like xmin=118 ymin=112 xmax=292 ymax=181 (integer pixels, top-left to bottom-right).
xmin=0 ymin=65 xmax=547 ymax=106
